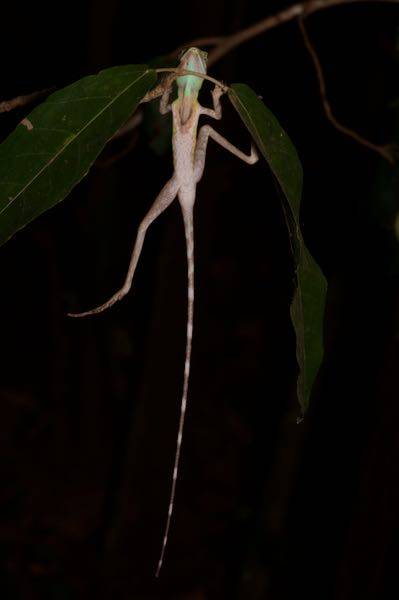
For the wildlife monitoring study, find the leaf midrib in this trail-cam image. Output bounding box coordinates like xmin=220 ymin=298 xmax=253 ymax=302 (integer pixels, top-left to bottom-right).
xmin=0 ymin=68 xmax=151 ymax=218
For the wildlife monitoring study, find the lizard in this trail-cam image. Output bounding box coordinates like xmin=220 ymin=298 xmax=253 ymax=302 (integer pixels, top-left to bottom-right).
xmin=68 ymin=47 xmax=259 ymax=575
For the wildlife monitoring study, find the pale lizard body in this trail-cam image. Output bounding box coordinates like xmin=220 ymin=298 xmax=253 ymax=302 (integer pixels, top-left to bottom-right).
xmin=68 ymin=48 xmax=258 ymax=575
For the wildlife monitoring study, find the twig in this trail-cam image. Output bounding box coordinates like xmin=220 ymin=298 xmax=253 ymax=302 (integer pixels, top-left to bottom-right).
xmin=140 ymin=66 xmax=227 ymax=106
xmin=168 ymin=36 xmax=226 ymax=59
xmin=298 ymin=15 xmax=395 ymax=163
xmin=0 ymin=88 xmax=53 ymax=114
xmin=207 ymin=0 xmax=399 ymax=66
xmin=140 ymin=72 xmax=176 ymax=104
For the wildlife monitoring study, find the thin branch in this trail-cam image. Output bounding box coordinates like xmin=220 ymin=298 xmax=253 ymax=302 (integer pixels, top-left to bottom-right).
xmin=140 ymin=38 xmax=227 ymax=107
xmin=168 ymin=36 xmax=226 ymax=59
xmin=140 ymin=66 xmax=228 ymax=106
xmin=207 ymin=0 xmax=399 ymax=66
xmin=140 ymin=72 xmax=175 ymax=104
xmin=0 ymin=88 xmax=53 ymax=114
xmin=298 ymin=15 xmax=395 ymax=163
xmin=155 ymin=67 xmax=227 ymax=90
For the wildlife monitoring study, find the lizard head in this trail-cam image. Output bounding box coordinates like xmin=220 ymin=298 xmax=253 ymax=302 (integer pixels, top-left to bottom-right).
xmin=176 ymin=47 xmax=208 ymax=99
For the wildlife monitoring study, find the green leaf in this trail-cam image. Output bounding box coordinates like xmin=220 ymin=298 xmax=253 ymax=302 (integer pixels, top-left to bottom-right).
xmin=229 ymin=83 xmax=327 ymax=414
xmin=228 ymin=83 xmax=303 ymax=221
xmin=0 ymin=65 xmax=156 ymax=246
xmin=290 ymin=243 xmax=327 ymax=416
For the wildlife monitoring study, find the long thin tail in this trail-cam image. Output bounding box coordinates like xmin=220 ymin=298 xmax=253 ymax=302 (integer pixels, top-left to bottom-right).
xmin=156 ymin=210 xmax=194 ymax=577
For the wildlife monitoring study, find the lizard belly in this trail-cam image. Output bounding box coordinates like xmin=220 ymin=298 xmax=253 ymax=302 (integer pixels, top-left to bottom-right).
xmin=173 ymin=132 xmax=196 ymax=183
xmin=173 ymin=130 xmax=197 ymax=211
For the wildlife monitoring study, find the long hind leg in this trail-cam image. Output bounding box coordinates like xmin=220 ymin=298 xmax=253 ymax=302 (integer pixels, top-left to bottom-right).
xmin=68 ymin=176 xmax=179 ymax=317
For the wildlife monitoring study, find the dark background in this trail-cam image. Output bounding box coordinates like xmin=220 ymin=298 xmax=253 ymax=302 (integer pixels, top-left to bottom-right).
xmin=0 ymin=1 xmax=398 ymax=598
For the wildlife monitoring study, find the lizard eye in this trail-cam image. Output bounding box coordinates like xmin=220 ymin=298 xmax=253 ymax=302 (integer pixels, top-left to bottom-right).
xmin=200 ymin=50 xmax=208 ymax=63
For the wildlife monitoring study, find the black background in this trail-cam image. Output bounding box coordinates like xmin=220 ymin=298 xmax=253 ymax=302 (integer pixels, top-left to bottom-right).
xmin=0 ymin=1 xmax=398 ymax=598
